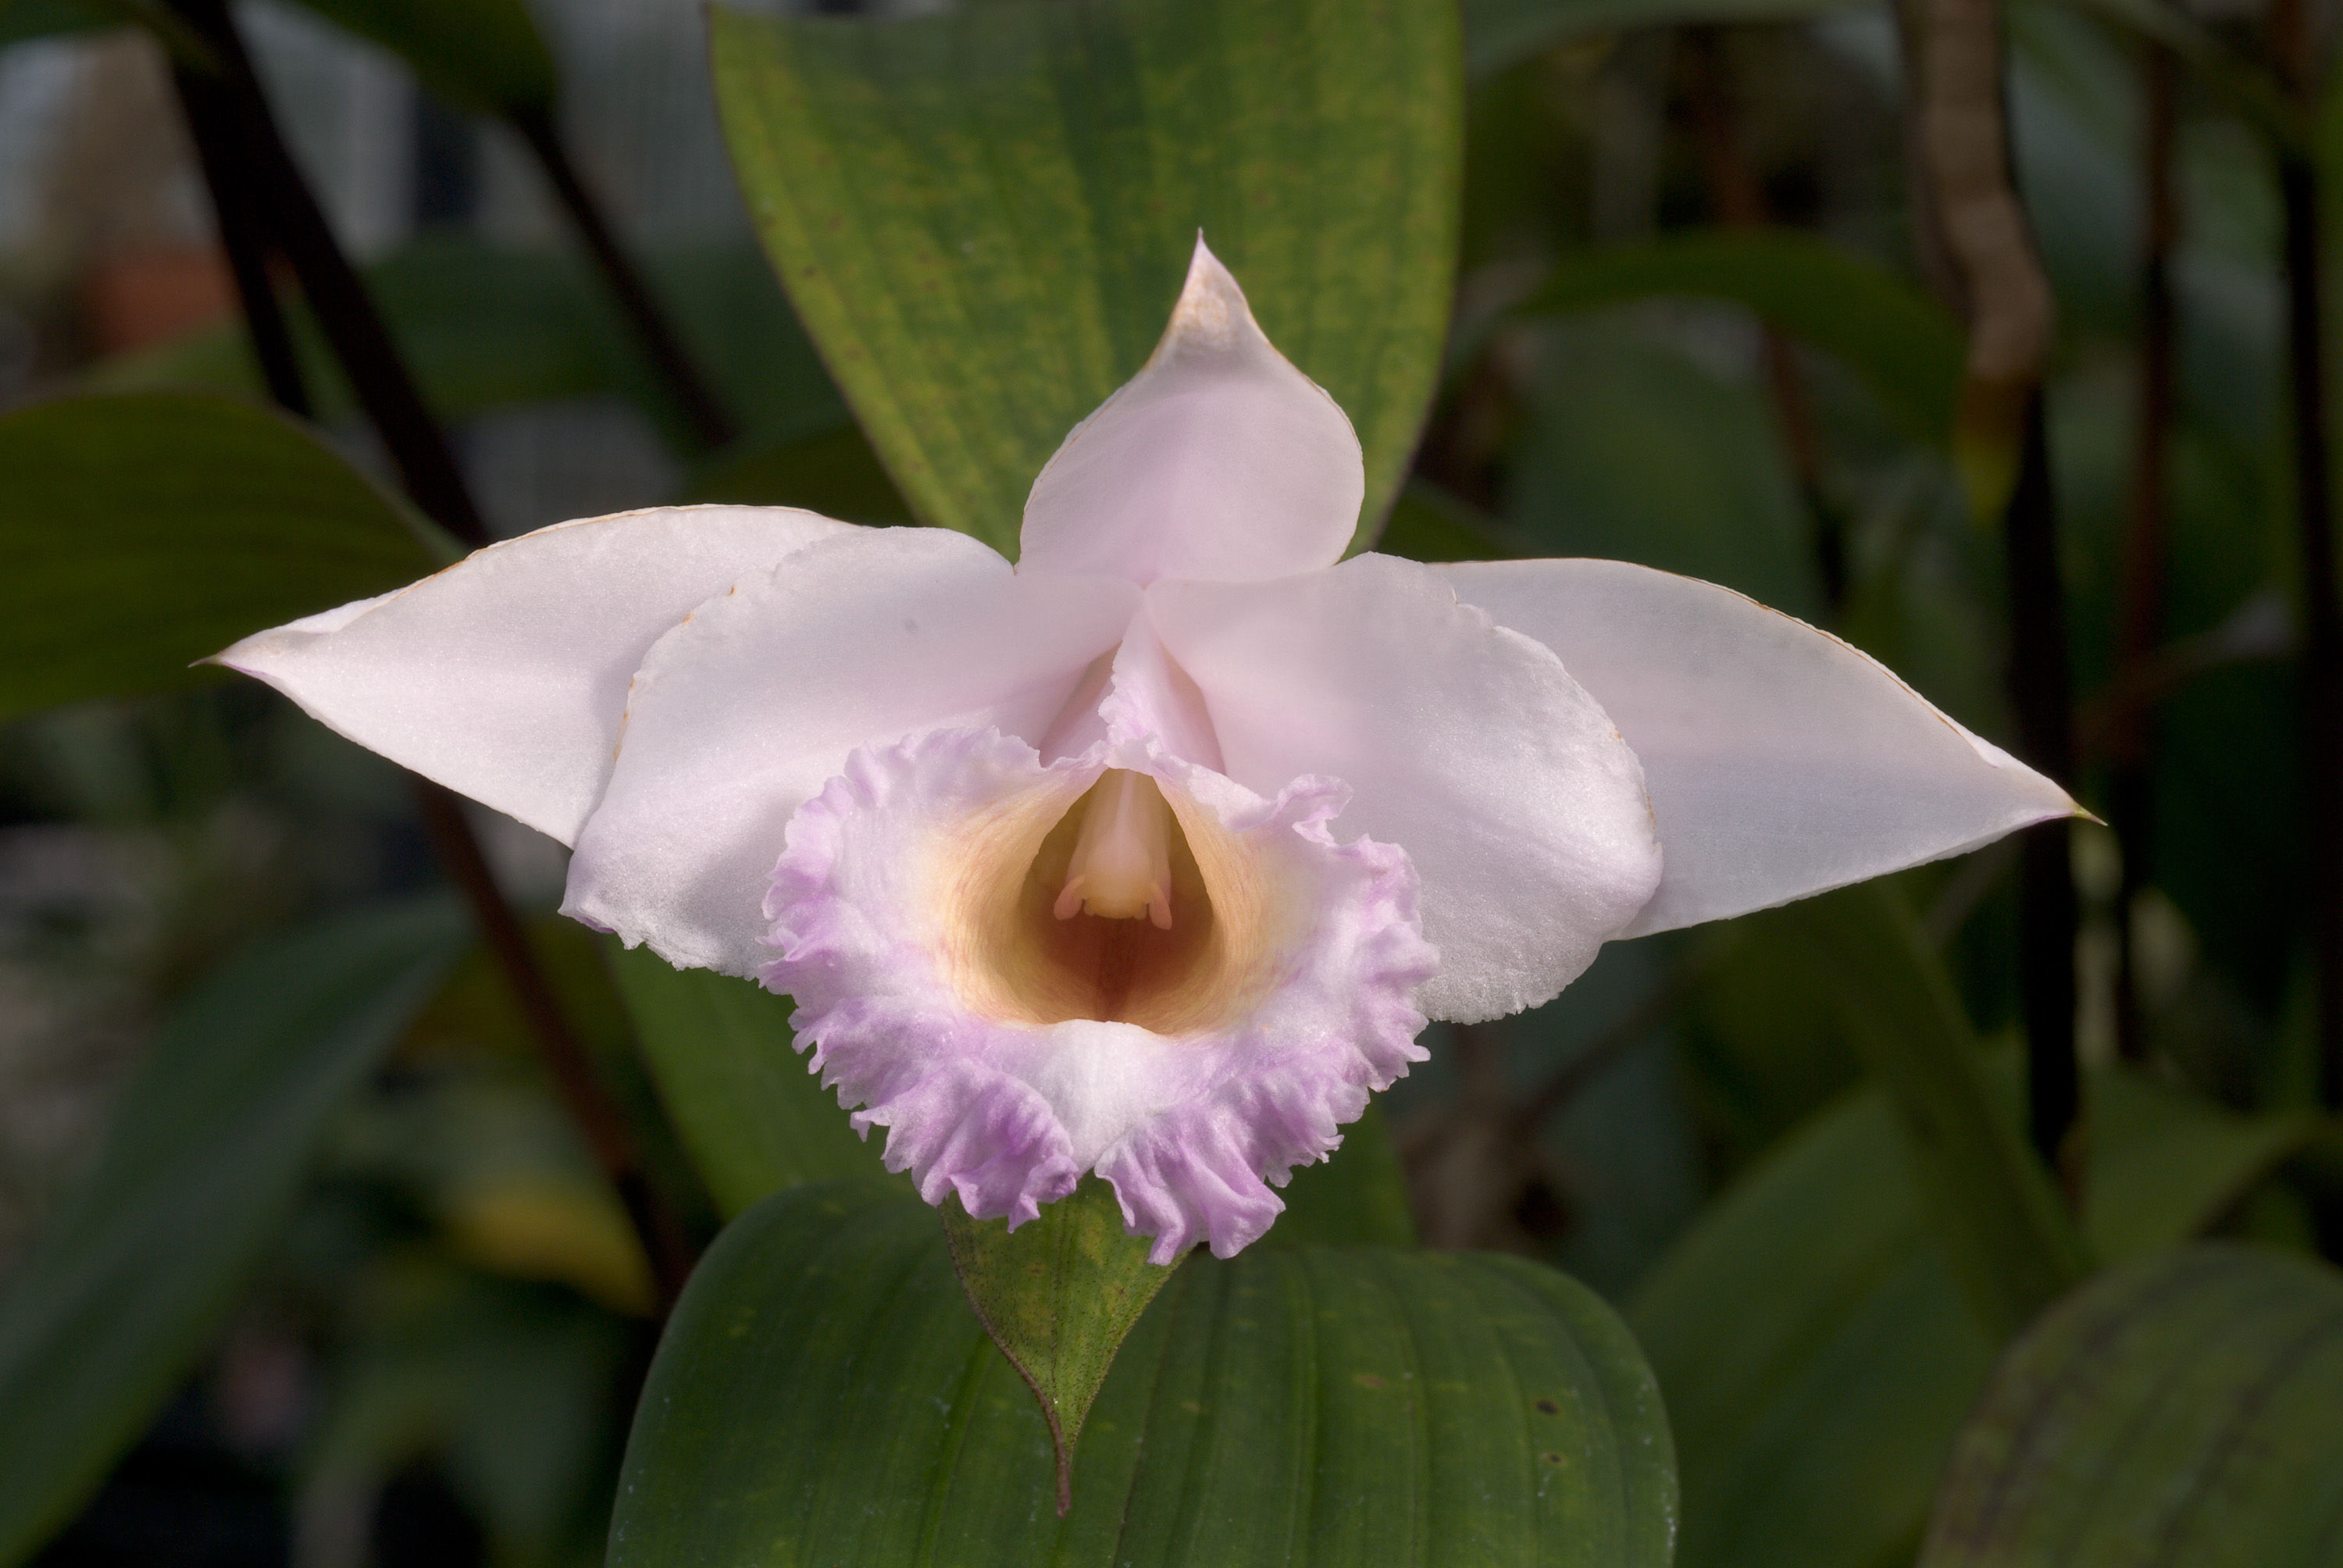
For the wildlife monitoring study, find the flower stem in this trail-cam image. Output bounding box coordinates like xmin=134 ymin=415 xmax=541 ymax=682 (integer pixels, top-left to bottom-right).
xmin=162 ymin=0 xmax=488 ymax=547
xmin=1906 ymin=0 xmax=2080 ymax=1192
xmin=412 ymin=782 xmax=698 ymax=1311
xmin=2005 ymin=399 xmax=2080 ymax=1188
xmin=2280 ymin=146 xmax=2343 ymax=1109
xmin=162 ymin=0 xmax=697 ymax=1306
xmin=168 ymin=57 xmax=308 ymax=417
xmin=2111 ymin=45 xmax=2177 ymax=1065
xmin=2268 ymin=0 xmax=2343 ymax=1110
xmin=1681 ymin=26 xmax=1848 ymax=615
xmin=2270 ymin=0 xmax=2343 ymax=1107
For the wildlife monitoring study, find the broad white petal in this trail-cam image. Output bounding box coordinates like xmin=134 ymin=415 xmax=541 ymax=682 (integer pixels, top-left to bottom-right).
xmin=216 ymin=504 xmax=855 ymax=844
xmin=1147 ymin=554 xmax=1664 ymax=1023
xmin=1438 ymin=558 xmax=2082 ymax=935
xmin=565 ymin=527 xmax=1139 ymax=974
xmin=1017 ymin=237 xmax=1364 ymax=586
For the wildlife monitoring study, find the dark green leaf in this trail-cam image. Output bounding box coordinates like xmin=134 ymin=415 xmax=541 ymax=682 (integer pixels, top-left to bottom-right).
xmin=0 ymin=898 xmax=470 ymax=1568
xmin=1632 ymin=1043 xmax=2311 ymax=1568
xmin=612 ymin=1180 xmax=1677 ymax=1566
xmin=2028 ymin=0 xmax=2292 ymax=148
xmin=943 ymin=1177 xmax=1181 ymax=1513
xmin=710 ymin=0 xmax=1461 ymax=553
xmin=1773 ymin=885 xmax=2088 ymax=1341
xmin=1465 ymin=0 xmax=1864 ymax=80
xmin=1505 ymin=312 xmax=1822 ymax=616
xmin=1632 ymin=1087 xmax=1992 ymax=1568
xmin=2086 ymin=1068 xmax=2320 ymax=1261
xmin=288 ymin=0 xmax=555 ymax=116
xmin=604 ymin=945 xmax=893 ymax=1217
xmin=0 ymin=392 xmax=441 ymax=722
xmin=305 ymin=1260 xmax=634 ymax=1568
xmin=1509 ymin=230 xmax=1965 ymax=444
xmin=1919 ymin=1244 xmax=2343 ymax=1567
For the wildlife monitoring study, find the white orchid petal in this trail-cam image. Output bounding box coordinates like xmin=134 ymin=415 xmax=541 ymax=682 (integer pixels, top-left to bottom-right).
xmin=1147 ymin=554 xmax=1664 ymax=1024
xmin=1016 ymin=237 xmax=1364 ymax=586
xmin=214 ymin=504 xmax=856 ymax=845
xmin=1100 ymin=609 xmax=1225 ymax=770
xmin=563 ymin=527 xmax=1139 ymax=975
xmin=1438 ymin=558 xmax=2083 ymax=935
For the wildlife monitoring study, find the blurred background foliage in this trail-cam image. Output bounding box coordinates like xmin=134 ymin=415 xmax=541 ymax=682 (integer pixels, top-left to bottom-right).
xmin=0 ymin=0 xmax=2337 ymax=1561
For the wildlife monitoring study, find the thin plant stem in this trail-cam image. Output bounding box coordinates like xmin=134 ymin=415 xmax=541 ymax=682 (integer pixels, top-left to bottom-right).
xmin=412 ymin=784 xmax=697 ymax=1311
xmin=2111 ymin=44 xmax=2177 ymax=1065
xmin=2006 ymin=397 xmax=2081 ymax=1184
xmin=1683 ymin=26 xmax=1849 ymax=614
xmin=164 ymin=0 xmax=487 ymax=545
xmin=170 ymin=61 xmax=308 ymax=416
xmin=1905 ymin=0 xmax=2080 ymax=1192
xmin=2282 ymin=154 xmax=2343 ymax=1107
xmin=2271 ymin=0 xmax=2343 ymax=1109
xmin=511 ymin=105 xmax=738 ymax=452
xmin=162 ymin=0 xmax=697 ymax=1306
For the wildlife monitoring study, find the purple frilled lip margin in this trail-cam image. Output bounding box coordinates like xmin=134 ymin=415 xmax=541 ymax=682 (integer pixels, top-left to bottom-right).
xmin=216 ymin=238 xmax=2080 ymax=1264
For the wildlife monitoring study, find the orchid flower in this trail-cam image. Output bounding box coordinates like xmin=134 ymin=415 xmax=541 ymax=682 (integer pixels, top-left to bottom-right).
xmin=219 ymin=240 xmax=2077 ymax=1264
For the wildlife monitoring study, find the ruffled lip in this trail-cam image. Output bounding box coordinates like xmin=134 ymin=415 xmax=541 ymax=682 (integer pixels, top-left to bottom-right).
xmin=758 ymin=725 xmax=1438 ymax=1262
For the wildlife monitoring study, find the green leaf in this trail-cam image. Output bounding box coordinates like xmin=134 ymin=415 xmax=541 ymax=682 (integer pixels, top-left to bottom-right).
xmin=2030 ymin=0 xmax=2294 ymax=149
xmin=2086 ymin=1069 xmax=2321 ymax=1262
xmin=943 ymin=1177 xmax=1182 ymax=1514
xmin=305 ymin=1260 xmax=635 ymax=1568
xmin=1772 ymin=885 xmax=2088 ymax=1342
xmin=1632 ymin=1039 xmax=2312 ymax=1568
xmin=613 ymin=1180 xmax=1677 ymax=1566
xmin=0 ymin=391 xmax=441 ymax=722
xmin=287 ymin=0 xmax=555 ymax=116
xmin=1506 ymin=312 xmax=1822 ymax=615
xmin=1918 ymin=1244 xmax=2343 ymax=1566
xmin=1464 ymin=0 xmax=1864 ymax=80
xmin=1632 ymin=1087 xmax=1992 ymax=1568
xmin=710 ymin=0 xmax=1461 ymax=553
xmin=604 ymin=945 xmax=893 ymax=1217
xmin=1509 ymin=231 xmax=1965 ymax=444
xmin=0 ymin=898 xmax=470 ymax=1568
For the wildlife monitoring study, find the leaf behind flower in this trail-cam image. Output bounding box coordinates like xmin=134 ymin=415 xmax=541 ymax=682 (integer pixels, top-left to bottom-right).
xmin=0 ymin=898 xmax=470 ymax=1566
xmin=612 ymin=1179 xmax=1677 ymax=1566
xmin=710 ymin=0 xmax=1462 ymax=554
